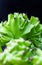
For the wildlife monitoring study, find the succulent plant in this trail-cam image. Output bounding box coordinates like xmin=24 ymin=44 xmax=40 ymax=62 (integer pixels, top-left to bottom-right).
xmin=0 ymin=13 xmax=42 ymax=65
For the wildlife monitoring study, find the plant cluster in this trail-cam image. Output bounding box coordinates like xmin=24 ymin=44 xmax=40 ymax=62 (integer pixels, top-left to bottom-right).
xmin=0 ymin=13 xmax=42 ymax=65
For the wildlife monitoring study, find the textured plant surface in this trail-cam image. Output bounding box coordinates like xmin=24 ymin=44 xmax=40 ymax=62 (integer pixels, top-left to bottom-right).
xmin=0 ymin=13 xmax=42 ymax=65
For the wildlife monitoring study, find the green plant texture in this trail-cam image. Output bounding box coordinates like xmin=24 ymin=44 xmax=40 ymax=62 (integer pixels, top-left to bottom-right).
xmin=0 ymin=13 xmax=42 ymax=65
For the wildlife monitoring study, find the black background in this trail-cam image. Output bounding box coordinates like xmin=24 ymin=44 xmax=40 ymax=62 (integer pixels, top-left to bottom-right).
xmin=0 ymin=0 xmax=42 ymax=23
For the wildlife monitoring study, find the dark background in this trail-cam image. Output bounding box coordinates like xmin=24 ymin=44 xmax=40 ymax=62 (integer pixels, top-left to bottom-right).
xmin=0 ymin=0 xmax=42 ymax=23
